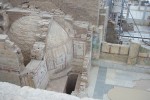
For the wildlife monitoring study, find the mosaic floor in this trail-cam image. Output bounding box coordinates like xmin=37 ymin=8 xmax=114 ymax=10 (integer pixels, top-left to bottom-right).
xmin=89 ymin=64 xmax=150 ymax=100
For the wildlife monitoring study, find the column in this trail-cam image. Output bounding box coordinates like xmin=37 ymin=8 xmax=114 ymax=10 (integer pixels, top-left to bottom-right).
xmin=92 ymin=27 xmax=103 ymax=60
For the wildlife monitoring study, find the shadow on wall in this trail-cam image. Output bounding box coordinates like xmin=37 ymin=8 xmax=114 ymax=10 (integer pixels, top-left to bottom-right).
xmin=65 ymin=74 xmax=78 ymax=94
xmin=106 ymin=20 xmax=119 ymax=44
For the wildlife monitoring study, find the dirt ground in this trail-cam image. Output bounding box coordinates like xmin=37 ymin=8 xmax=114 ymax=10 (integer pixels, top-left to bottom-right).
xmin=50 ymin=0 xmax=99 ymax=24
xmin=8 ymin=0 xmax=99 ymax=24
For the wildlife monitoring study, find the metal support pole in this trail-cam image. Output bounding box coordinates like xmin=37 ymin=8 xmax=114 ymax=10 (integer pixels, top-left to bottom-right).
xmin=143 ymin=5 xmax=147 ymax=21
xmin=97 ymin=0 xmax=100 ymax=26
xmin=126 ymin=4 xmax=131 ymax=21
xmin=138 ymin=0 xmax=141 ymax=10
xmin=119 ymin=0 xmax=125 ymax=34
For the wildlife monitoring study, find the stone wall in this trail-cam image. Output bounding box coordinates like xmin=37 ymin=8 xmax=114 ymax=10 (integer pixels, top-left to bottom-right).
xmin=0 ymin=35 xmax=49 ymax=88
xmin=100 ymin=41 xmax=150 ymax=66
xmin=6 ymin=9 xmax=31 ymax=25
xmin=78 ymin=52 xmax=91 ymax=97
xmin=0 ymin=11 xmax=9 ymax=33
xmin=101 ymin=42 xmax=129 ymax=55
xmin=9 ymin=0 xmax=29 ymax=7
xmin=0 ymin=34 xmax=24 ymax=85
xmin=0 ymin=35 xmax=24 ymax=69
xmin=137 ymin=45 xmax=150 ymax=66
xmin=100 ymin=42 xmax=129 ymax=63
xmin=21 ymin=60 xmax=49 ymax=89
xmin=21 ymin=42 xmax=49 ymax=89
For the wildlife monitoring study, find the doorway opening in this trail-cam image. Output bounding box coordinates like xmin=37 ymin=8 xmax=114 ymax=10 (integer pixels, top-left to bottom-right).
xmin=65 ymin=74 xmax=78 ymax=94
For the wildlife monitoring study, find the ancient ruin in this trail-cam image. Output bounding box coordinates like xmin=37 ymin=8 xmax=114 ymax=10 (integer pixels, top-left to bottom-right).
xmin=0 ymin=0 xmax=150 ymax=100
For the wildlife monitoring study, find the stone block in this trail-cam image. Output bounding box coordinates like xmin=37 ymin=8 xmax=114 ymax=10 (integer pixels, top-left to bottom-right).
xmin=0 ymin=34 xmax=8 ymax=42
xmin=101 ymin=42 xmax=110 ymax=53
xmin=0 ymin=42 xmax=4 ymax=49
xmin=22 ymin=4 xmax=28 ymax=9
xmin=99 ymin=8 xmax=107 ymax=13
xmin=81 ymin=34 xmax=87 ymax=39
xmin=127 ymin=40 xmax=140 ymax=65
xmin=21 ymin=60 xmax=49 ymax=89
xmin=100 ymin=52 xmax=128 ymax=63
xmin=138 ymin=53 xmax=148 ymax=58
xmin=0 ymin=57 xmax=19 ymax=69
xmin=110 ymin=44 xmax=120 ymax=54
xmin=5 ymin=40 xmax=14 ymax=49
xmin=98 ymin=14 xmax=105 ymax=25
xmin=0 ymin=70 xmax=21 ymax=86
xmin=120 ymin=45 xmax=129 ymax=55
xmin=139 ymin=45 xmax=150 ymax=53
xmin=31 ymin=42 xmax=45 ymax=60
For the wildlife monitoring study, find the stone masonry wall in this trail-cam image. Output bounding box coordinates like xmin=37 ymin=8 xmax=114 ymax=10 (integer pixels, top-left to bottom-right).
xmin=0 ymin=34 xmax=24 ymax=85
xmin=137 ymin=45 xmax=150 ymax=66
xmin=100 ymin=41 xmax=150 ymax=66
xmin=100 ymin=42 xmax=129 ymax=63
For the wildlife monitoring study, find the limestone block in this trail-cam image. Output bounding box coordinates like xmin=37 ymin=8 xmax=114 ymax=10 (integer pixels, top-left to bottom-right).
xmin=0 ymin=56 xmax=20 ymax=70
xmin=31 ymin=42 xmax=45 ymax=60
xmin=0 ymin=34 xmax=8 ymax=42
xmin=120 ymin=45 xmax=129 ymax=55
xmin=0 ymin=42 xmax=4 ymax=49
xmin=81 ymin=75 xmax=88 ymax=81
xmin=99 ymin=8 xmax=107 ymax=13
xmin=21 ymin=60 xmax=49 ymax=89
xmin=0 ymin=11 xmax=9 ymax=32
xmin=80 ymin=82 xmax=86 ymax=86
xmin=0 ymin=47 xmax=23 ymax=70
xmin=0 ymin=36 xmax=24 ymax=71
xmin=138 ymin=53 xmax=149 ymax=58
xmin=110 ymin=44 xmax=120 ymax=54
xmin=4 ymin=40 xmax=14 ymax=50
xmin=0 ymin=70 xmax=21 ymax=86
xmin=29 ymin=5 xmax=35 ymax=9
xmin=81 ymin=34 xmax=87 ymax=39
xmin=101 ymin=42 xmax=110 ymax=53
xmin=37 ymin=72 xmax=49 ymax=89
xmin=139 ymin=45 xmax=150 ymax=53
xmin=127 ymin=40 xmax=140 ymax=65
xmin=129 ymin=41 xmax=140 ymax=57
xmin=98 ymin=14 xmax=105 ymax=25
xmin=22 ymin=4 xmax=29 ymax=9
xmin=35 ymin=33 xmax=47 ymax=42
